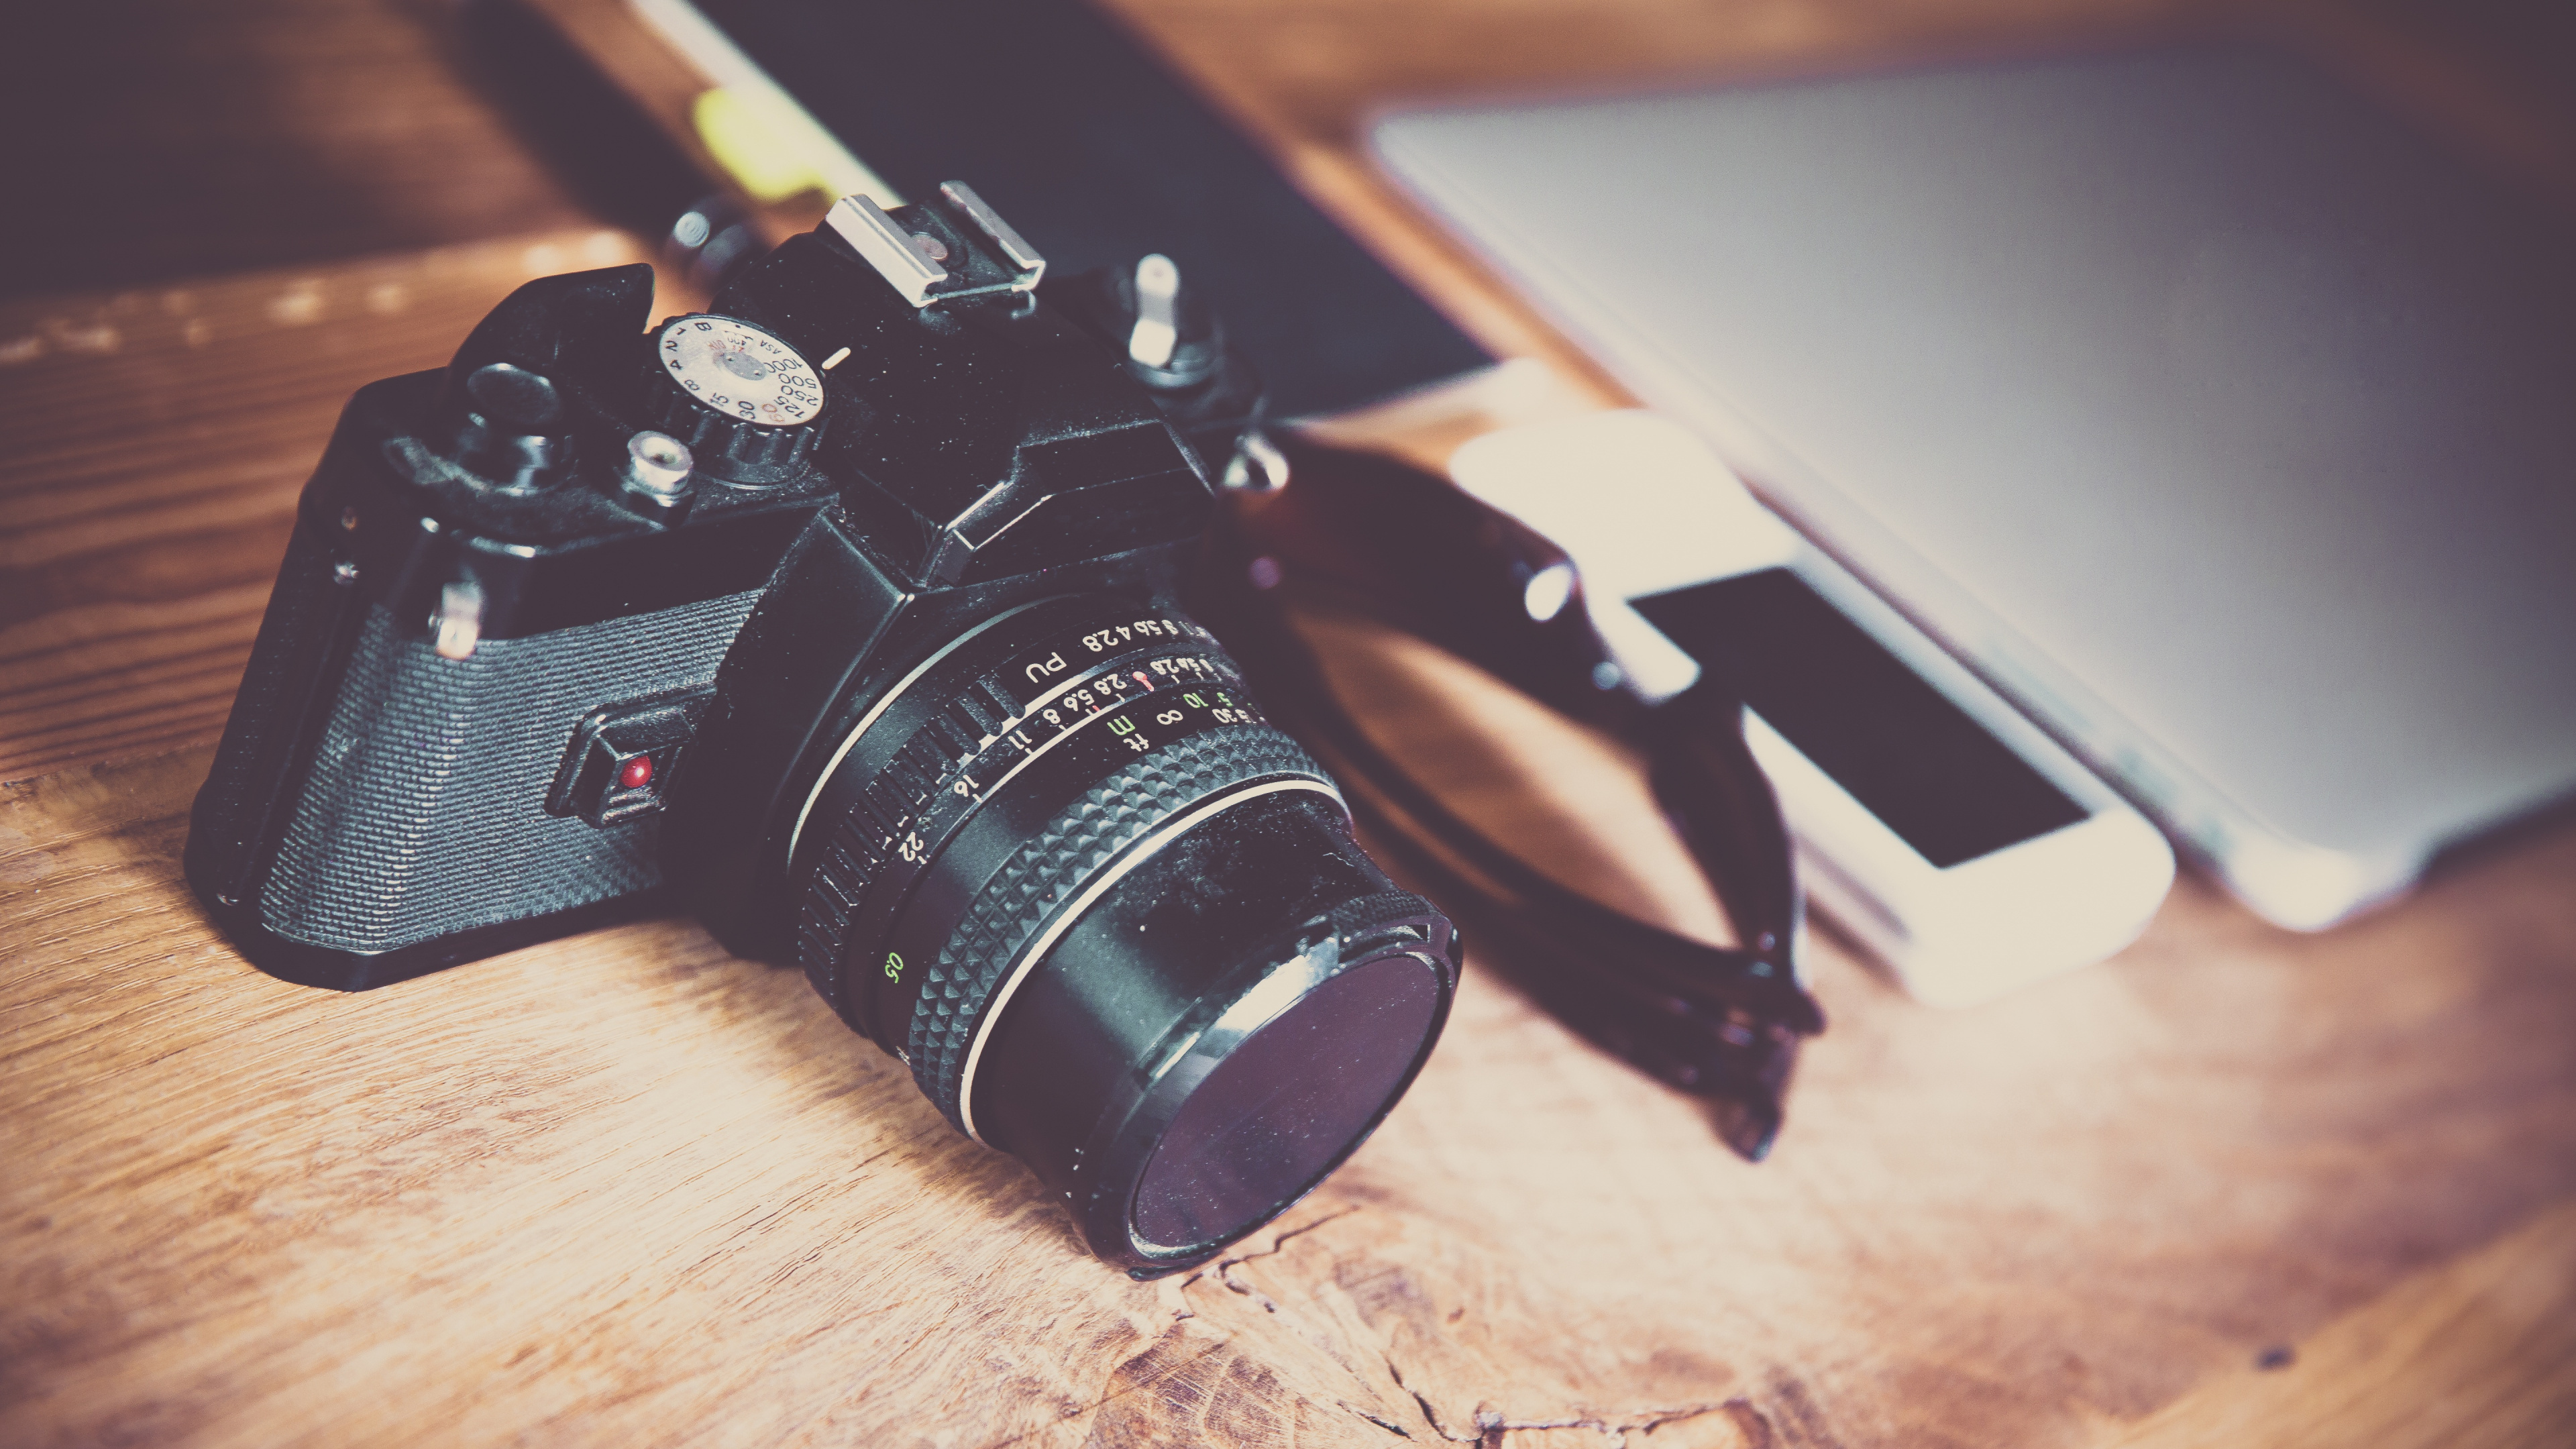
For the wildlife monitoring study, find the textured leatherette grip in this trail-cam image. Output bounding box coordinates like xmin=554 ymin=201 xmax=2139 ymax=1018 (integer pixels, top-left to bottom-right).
xmin=908 ymin=725 xmax=1325 ymax=1129
xmin=257 ymin=590 xmax=759 ymax=953
xmin=189 ymin=524 xmax=356 ymax=898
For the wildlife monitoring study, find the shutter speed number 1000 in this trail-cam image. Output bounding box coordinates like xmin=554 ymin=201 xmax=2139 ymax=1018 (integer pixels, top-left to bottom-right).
xmin=658 ymin=316 xmax=822 ymax=427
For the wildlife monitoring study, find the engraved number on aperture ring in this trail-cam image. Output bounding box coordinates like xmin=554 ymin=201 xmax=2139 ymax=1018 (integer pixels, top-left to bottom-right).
xmin=857 ymin=671 xmax=1287 ymax=1048
xmin=792 ymin=606 xmax=1273 ymax=1038
xmin=809 ymin=654 xmax=1267 ymax=1040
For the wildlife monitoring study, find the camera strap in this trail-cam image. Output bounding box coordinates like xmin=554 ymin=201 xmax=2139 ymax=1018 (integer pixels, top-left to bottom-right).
xmin=1199 ymin=433 xmax=1825 ymax=1159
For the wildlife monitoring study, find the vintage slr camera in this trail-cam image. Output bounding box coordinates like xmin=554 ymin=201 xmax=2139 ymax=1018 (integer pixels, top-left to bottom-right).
xmin=184 ymin=184 xmax=1459 ymax=1275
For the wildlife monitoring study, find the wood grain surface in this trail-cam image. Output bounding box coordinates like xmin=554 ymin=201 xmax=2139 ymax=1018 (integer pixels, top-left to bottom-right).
xmin=5 ymin=1 xmax=2576 ymax=1446
xmin=9 ymin=704 xmax=2576 ymax=1448
xmin=0 ymin=1 xmax=635 ymax=299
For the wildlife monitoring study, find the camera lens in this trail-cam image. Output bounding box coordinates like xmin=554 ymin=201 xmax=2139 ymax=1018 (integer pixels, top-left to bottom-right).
xmin=785 ymin=594 xmax=1456 ymax=1274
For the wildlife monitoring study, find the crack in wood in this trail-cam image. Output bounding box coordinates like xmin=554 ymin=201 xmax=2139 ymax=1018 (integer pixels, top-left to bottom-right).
xmin=1469 ymin=1403 xmax=1729 ymax=1447
xmin=1756 ymin=1372 xmax=1846 ymax=1449
xmin=1716 ymin=1395 xmax=1777 ymax=1448
xmin=987 ymin=1328 xmax=1238 ymax=1449
xmin=1214 ymin=1205 xmax=1362 ymax=1315
xmin=1011 ymin=1210 xmax=1393 ymax=1449
xmin=1353 ymin=1404 xmax=1415 ymax=1437
xmin=1382 ymin=1355 xmax=1477 ymax=1444
xmin=1163 ymin=1269 xmax=1202 ymax=1323
xmin=1383 ymin=1351 xmax=1731 ymax=1448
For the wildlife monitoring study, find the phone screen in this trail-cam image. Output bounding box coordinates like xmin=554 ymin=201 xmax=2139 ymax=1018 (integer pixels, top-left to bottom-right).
xmin=1635 ymin=570 xmax=2086 ymax=867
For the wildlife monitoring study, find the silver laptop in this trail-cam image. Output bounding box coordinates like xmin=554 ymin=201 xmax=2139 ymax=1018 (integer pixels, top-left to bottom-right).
xmin=1371 ymin=43 xmax=2576 ymax=930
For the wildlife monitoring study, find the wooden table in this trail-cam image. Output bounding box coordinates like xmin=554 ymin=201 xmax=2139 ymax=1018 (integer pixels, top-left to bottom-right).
xmin=5 ymin=2 xmax=2573 ymax=1446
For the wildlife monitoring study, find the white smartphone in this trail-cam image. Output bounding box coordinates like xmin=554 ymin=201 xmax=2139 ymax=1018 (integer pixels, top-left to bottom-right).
xmin=1449 ymin=413 xmax=2173 ymax=1006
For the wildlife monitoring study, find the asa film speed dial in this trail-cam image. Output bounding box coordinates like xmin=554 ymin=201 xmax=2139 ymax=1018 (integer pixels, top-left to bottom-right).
xmin=649 ymin=313 xmax=825 ymax=484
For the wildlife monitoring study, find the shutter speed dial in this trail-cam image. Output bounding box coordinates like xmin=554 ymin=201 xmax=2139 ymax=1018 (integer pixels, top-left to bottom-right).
xmin=649 ymin=314 xmax=824 ymax=484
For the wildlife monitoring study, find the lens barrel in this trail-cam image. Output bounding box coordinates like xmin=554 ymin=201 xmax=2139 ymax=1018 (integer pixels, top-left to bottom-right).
xmin=788 ymin=594 xmax=1456 ymax=1273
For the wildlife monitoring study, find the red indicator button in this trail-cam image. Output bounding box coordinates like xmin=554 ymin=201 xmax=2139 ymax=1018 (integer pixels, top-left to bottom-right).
xmin=618 ymin=756 xmax=655 ymax=790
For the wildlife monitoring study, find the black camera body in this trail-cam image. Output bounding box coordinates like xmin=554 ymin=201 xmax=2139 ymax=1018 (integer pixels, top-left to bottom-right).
xmin=191 ymin=186 xmax=1212 ymax=982
xmin=186 ymin=186 xmax=1456 ymax=1275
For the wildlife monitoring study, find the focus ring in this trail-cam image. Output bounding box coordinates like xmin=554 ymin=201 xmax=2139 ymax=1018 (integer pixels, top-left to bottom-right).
xmin=906 ymin=724 xmax=1327 ymax=1130
xmin=797 ymin=810 xmax=877 ymax=1024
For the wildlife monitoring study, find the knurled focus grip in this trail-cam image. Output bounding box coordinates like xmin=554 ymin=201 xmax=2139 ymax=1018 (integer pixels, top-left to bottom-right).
xmin=906 ymin=724 xmax=1328 ymax=1131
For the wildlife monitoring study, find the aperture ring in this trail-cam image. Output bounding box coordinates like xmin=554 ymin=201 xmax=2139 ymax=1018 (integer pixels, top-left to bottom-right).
xmin=798 ymin=645 xmax=1251 ymax=1038
xmin=790 ymin=594 xmax=1240 ymax=1034
xmin=904 ymin=724 xmax=1330 ymax=1132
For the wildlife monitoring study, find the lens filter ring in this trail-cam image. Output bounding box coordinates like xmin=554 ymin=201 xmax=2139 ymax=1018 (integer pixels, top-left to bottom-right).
xmin=971 ymin=812 xmax=1458 ymax=1273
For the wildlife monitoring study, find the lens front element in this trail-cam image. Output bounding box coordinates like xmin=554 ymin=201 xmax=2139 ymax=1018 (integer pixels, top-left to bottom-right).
xmin=1127 ymin=945 xmax=1450 ymax=1255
